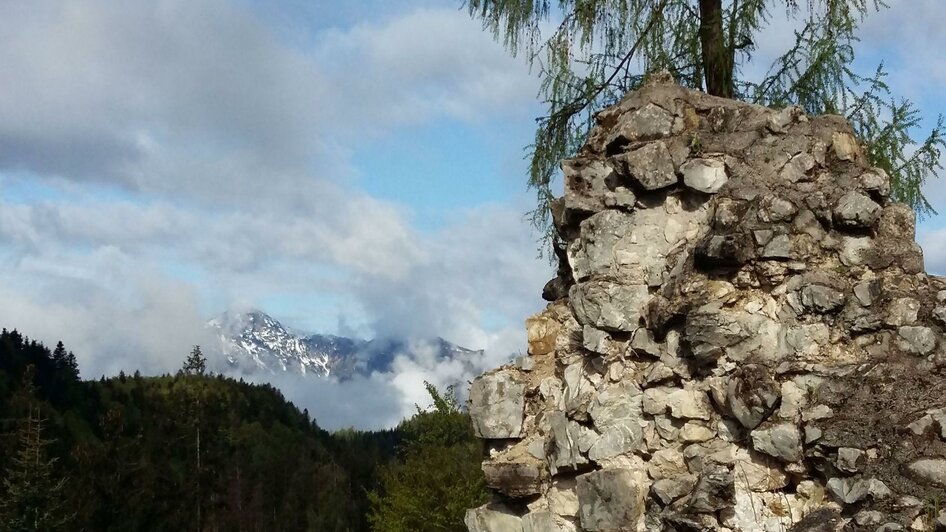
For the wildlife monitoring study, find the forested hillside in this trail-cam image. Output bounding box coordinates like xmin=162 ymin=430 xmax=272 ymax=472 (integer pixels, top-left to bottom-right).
xmin=0 ymin=328 xmax=484 ymax=531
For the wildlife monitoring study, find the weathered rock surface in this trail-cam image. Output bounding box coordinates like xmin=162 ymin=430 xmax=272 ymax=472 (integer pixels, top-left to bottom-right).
xmin=576 ymin=469 xmax=645 ymax=530
xmin=467 ymin=76 xmax=946 ymax=531
xmin=465 ymin=504 xmax=522 ymax=532
xmin=469 ymin=371 xmax=525 ymax=439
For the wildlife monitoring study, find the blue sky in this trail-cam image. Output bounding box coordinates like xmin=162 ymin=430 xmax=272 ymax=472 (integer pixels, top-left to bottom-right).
xmin=1 ymin=0 xmax=945 ymax=428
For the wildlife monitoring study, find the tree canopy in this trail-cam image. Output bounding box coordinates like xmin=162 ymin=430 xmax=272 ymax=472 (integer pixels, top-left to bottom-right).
xmin=367 ymin=383 xmax=488 ymax=532
xmin=465 ymin=0 xmax=944 ymax=250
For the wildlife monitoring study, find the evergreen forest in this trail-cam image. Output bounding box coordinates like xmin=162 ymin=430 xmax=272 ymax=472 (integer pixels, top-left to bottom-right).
xmin=0 ymin=328 xmax=487 ymax=531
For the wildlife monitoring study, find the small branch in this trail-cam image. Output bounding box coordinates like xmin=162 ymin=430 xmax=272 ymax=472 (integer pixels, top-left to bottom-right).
xmin=544 ymin=0 xmax=671 ymax=125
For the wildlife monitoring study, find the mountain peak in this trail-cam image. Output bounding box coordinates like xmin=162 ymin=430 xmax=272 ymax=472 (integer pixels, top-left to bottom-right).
xmin=205 ymin=310 xmax=482 ymax=380
xmin=207 ymin=309 xmax=333 ymax=376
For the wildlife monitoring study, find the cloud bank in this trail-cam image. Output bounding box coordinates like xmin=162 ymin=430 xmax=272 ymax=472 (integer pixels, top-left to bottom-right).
xmin=0 ymin=0 xmax=549 ymax=429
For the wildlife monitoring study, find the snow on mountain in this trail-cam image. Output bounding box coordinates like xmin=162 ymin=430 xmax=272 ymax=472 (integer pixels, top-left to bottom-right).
xmin=205 ymin=309 xmax=481 ymax=380
xmin=207 ymin=310 xmax=348 ymax=377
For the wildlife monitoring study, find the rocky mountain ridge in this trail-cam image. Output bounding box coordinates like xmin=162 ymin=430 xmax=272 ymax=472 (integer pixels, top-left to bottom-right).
xmin=465 ymin=76 xmax=946 ymax=531
xmin=206 ymin=309 xmax=481 ymax=380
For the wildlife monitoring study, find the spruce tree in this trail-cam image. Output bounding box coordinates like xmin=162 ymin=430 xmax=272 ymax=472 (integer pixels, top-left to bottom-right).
xmin=179 ymin=345 xmax=208 ymax=529
xmin=48 ymin=341 xmax=79 ymax=381
xmin=0 ymin=407 xmax=72 ymax=532
xmin=182 ymin=345 xmax=207 ymax=376
xmin=465 ymin=0 xmax=944 ymax=250
xmin=50 ymin=342 xmax=66 ymax=367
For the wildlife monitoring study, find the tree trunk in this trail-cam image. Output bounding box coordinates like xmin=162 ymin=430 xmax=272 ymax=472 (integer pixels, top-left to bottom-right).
xmin=698 ymin=0 xmax=733 ymax=98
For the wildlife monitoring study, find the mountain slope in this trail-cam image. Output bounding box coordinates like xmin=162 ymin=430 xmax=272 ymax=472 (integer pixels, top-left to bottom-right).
xmin=206 ymin=310 xmax=482 ymax=380
xmin=208 ymin=310 xmax=364 ymax=377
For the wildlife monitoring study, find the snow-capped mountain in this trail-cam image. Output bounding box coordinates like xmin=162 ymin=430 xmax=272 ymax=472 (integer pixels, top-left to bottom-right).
xmin=206 ymin=310 xmax=481 ymax=379
xmin=208 ymin=310 xmax=351 ymax=377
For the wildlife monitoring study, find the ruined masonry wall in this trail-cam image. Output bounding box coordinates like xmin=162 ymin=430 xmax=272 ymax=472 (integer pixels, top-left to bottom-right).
xmin=465 ymin=77 xmax=946 ymax=532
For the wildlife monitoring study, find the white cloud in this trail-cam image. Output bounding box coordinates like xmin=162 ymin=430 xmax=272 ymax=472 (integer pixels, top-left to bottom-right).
xmin=0 ymin=1 xmax=537 ymax=205
xmin=0 ymin=264 xmax=216 ymax=378
xmin=314 ymin=8 xmax=538 ymax=129
xmin=0 ymin=1 xmax=329 ymax=192
xmin=350 ymin=204 xmax=550 ymax=345
xmin=0 ymin=0 xmax=549 ymax=430
xmin=249 ymin=372 xmax=406 ymax=430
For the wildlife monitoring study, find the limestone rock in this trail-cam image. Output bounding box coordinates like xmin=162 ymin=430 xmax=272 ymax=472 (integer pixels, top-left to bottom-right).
xmin=563 ymin=363 xmax=595 ymax=417
xmin=548 ymin=478 xmax=580 ymax=517
xmin=885 ymin=297 xmax=920 ymax=327
xmin=935 ymin=291 xmax=946 ymax=325
xmin=527 ymin=313 xmax=560 ymax=355
xmin=613 ymin=141 xmax=677 ymax=191
xmin=651 ymin=475 xmax=698 ymax=505
xmin=832 ymin=131 xmax=861 ymax=161
xmin=467 ymin=79 xmax=946 ymax=532
xmin=758 ymin=195 xmax=798 ymax=223
xmin=521 ymin=511 xmax=576 ymax=532
xmin=483 ymin=461 xmax=545 ymax=498
xmin=587 ymin=383 xmax=644 ymax=461
xmin=684 ymin=304 xmax=781 ymax=365
xmin=547 ymin=412 xmax=588 ymax=473
xmin=681 ymin=158 xmax=728 ymax=193
xmin=686 ymin=463 xmax=734 ymax=513
xmin=751 ymin=423 xmax=803 ymax=462
xmin=470 ymin=372 xmax=525 ymax=439
xmin=610 ymin=102 xmax=674 ymax=143
xmin=836 ymin=447 xmax=865 ymax=473
xmin=800 ymin=284 xmax=846 ymax=313
xmin=683 ymin=439 xmax=738 ymax=472
xmin=907 ymin=459 xmax=946 ymax=488
xmin=781 ymin=152 xmax=816 ymax=182
xmin=897 ymin=326 xmax=937 ymax=356
xmin=732 ymin=450 xmax=790 ymax=492
xmin=576 ymin=469 xmax=645 ymax=531
xmin=768 ymin=105 xmax=806 ymax=133
xmin=761 ymin=234 xmax=793 ymax=259
xmin=570 ymin=281 xmax=648 ymax=332
xmin=785 ymin=323 xmax=830 ymax=357
xmin=825 ymin=477 xmax=890 ymax=506
xmin=647 ymin=447 xmax=688 ymax=480
xmin=466 ymin=504 xmax=523 ymax=532
xmin=680 ymin=422 xmax=715 ymax=442
xmin=834 ymin=190 xmax=881 ymax=228
xmin=860 ymin=168 xmax=891 ymax=197
xmin=726 ymin=364 xmax=781 ymax=429
xmin=853 ymin=280 xmax=881 ymax=306
xmin=562 ymin=158 xmax=615 ymax=216
xmin=582 ymin=325 xmax=610 ymax=354
xmin=643 ymin=386 xmax=712 ymax=420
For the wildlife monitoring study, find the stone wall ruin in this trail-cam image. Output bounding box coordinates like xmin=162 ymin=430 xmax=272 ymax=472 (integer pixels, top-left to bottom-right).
xmin=465 ymin=76 xmax=946 ymax=531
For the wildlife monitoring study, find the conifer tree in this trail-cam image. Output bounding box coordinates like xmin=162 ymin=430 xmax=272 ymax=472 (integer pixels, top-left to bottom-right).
xmin=0 ymin=407 xmax=73 ymax=532
xmin=465 ymin=0 xmax=944 ymax=250
xmin=51 ymin=342 xmax=66 ymax=367
xmin=179 ymin=345 xmax=209 ymax=530
xmin=182 ymin=345 xmax=207 ymax=376
xmin=50 ymin=342 xmax=79 ymax=380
